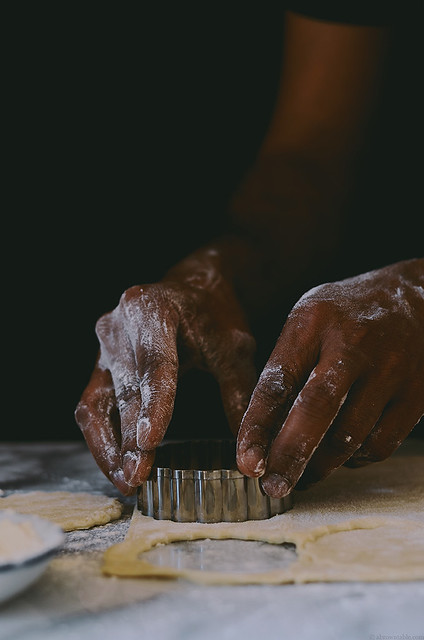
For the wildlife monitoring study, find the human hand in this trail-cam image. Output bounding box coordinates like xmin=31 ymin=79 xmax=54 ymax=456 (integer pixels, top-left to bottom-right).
xmin=236 ymin=259 xmax=424 ymax=497
xmin=75 ymin=250 xmax=257 ymax=495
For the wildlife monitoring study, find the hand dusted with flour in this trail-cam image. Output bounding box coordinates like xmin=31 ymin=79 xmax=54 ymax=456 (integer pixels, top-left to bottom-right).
xmin=76 ymin=14 xmax=423 ymax=498
xmin=75 ymin=247 xmax=257 ymax=495
xmin=237 ymin=259 xmax=424 ymax=498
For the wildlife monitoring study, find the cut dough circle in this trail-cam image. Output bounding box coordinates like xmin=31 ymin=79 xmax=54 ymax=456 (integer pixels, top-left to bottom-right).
xmin=0 ymin=491 xmax=123 ymax=531
xmin=103 ymin=510 xmax=424 ymax=585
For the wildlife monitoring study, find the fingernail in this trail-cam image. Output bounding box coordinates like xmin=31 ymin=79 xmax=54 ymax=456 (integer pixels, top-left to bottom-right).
xmin=261 ymin=473 xmax=291 ymax=498
xmin=122 ymin=451 xmax=151 ymax=486
xmin=241 ymin=445 xmax=266 ymax=476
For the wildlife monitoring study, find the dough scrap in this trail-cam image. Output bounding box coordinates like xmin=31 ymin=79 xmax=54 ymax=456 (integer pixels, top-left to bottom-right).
xmin=0 ymin=491 xmax=123 ymax=531
xmin=102 ymin=453 xmax=424 ymax=584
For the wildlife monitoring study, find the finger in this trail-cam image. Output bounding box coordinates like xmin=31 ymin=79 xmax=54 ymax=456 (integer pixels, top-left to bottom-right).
xmin=120 ymin=361 xmax=178 ymax=486
xmin=96 ymin=312 xmax=154 ymax=487
xmin=297 ymin=376 xmax=393 ymax=487
xmin=95 ymin=307 xmax=143 ymax=450
xmin=212 ymin=333 xmax=257 ymax=437
xmin=75 ymin=361 xmax=134 ymax=496
xmin=346 ymin=394 xmax=424 ymax=468
xmin=120 ymin=296 xmax=179 ymax=486
xmin=96 ymin=299 xmax=177 ymax=487
xmin=236 ymin=362 xmax=297 ymax=476
xmin=261 ymin=357 xmax=357 ymax=498
xmin=236 ymin=315 xmax=320 ymax=478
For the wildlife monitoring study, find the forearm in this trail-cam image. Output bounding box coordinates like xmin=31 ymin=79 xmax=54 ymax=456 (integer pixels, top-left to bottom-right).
xmin=226 ymin=151 xmax=349 ymax=312
xmin=166 ymin=13 xmax=390 ymax=320
xmin=164 ymin=151 xmax=349 ymax=321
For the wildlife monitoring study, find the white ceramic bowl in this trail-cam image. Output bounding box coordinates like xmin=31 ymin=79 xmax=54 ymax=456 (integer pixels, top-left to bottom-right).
xmin=0 ymin=510 xmax=65 ymax=604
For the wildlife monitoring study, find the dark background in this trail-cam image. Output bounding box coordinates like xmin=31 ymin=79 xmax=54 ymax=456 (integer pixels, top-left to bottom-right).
xmin=5 ymin=5 xmax=423 ymax=443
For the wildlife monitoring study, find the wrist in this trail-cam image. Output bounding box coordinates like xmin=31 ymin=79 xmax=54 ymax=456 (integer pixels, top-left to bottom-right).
xmin=161 ymin=236 xmax=265 ymax=317
xmin=226 ymin=153 xmax=347 ymax=303
xmin=162 ymin=242 xmax=235 ymax=291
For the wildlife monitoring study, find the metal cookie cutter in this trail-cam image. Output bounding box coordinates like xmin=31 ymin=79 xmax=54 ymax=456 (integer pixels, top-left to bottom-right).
xmin=137 ymin=439 xmax=293 ymax=523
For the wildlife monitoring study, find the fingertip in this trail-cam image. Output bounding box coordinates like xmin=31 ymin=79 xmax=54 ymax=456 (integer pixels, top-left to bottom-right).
xmin=260 ymin=473 xmax=292 ymax=499
xmin=122 ymin=449 xmax=155 ymax=487
xmin=237 ymin=444 xmax=267 ymax=477
xmin=110 ymin=468 xmax=137 ymax=496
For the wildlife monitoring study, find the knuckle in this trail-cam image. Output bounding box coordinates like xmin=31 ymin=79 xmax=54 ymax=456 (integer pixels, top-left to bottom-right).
xmin=256 ymin=363 xmax=298 ymax=406
xmin=119 ymin=284 xmax=164 ymax=313
xmin=95 ymin=312 xmax=113 ymax=341
xmin=290 ymin=297 xmax=328 ymax=329
xmin=255 ymin=376 xmax=289 ymax=407
xmin=74 ymin=401 xmax=89 ymax=430
xmin=336 ymin=344 xmax=366 ymax=371
xmin=283 ymin=450 xmax=307 ymax=470
xmin=327 ymin=428 xmax=361 ymax=457
xmin=295 ymin=381 xmax=340 ymax=420
xmin=340 ymin=325 xmax=369 ymax=347
xmin=119 ymin=283 xmax=179 ymax=329
xmin=119 ymin=284 xmax=145 ymax=306
xmin=322 ymin=339 xmax=369 ymax=377
xmin=272 ymin=447 xmax=311 ymax=481
xmin=377 ymin=349 xmax=404 ymax=378
xmin=75 ymin=388 xmax=117 ymax=429
xmin=115 ymin=382 xmax=139 ymax=411
xmin=143 ymin=347 xmax=178 ymax=370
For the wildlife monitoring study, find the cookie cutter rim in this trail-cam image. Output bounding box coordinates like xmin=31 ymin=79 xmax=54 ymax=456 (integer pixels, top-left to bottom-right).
xmin=137 ymin=439 xmax=293 ymax=523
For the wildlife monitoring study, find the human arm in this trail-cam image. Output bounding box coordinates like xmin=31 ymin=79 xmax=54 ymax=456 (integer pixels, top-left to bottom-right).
xmin=75 ymin=12 xmax=393 ymax=494
xmin=236 ymin=258 xmax=424 ymax=495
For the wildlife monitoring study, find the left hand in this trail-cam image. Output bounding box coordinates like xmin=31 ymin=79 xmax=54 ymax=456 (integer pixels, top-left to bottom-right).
xmin=75 ymin=245 xmax=257 ymax=496
xmin=236 ymin=259 xmax=424 ymax=497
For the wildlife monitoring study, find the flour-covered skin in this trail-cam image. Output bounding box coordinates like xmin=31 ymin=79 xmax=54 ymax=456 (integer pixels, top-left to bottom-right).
xmin=75 ymin=248 xmax=257 ymax=495
xmin=75 ymin=16 xmax=421 ymax=498
xmin=237 ymin=259 xmax=424 ymax=498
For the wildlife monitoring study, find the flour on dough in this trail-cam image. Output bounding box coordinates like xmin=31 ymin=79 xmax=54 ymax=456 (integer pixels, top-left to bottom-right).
xmin=102 ymin=452 xmax=424 ymax=584
xmin=0 ymin=491 xmax=123 ymax=531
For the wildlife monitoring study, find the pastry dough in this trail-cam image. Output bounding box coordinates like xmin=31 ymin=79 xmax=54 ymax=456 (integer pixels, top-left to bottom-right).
xmin=103 ymin=453 xmax=424 ymax=584
xmin=0 ymin=491 xmax=123 ymax=531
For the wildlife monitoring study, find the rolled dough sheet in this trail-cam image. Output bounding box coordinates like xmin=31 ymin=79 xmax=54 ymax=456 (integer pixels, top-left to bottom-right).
xmin=102 ymin=453 xmax=424 ymax=584
xmin=0 ymin=491 xmax=123 ymax=531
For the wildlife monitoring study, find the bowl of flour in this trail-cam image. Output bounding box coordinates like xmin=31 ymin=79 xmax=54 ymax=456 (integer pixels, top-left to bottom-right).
xmin=0 ymin=509 xmax=64 ymax=604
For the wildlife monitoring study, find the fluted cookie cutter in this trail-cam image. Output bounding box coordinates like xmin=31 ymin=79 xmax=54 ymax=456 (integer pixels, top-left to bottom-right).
xmin=137 ymin=439 xmax=293 ymax=523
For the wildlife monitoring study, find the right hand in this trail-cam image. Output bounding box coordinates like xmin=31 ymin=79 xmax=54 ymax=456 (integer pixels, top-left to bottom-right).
xmin=75 ymin=259 xmax=257 ymax=495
